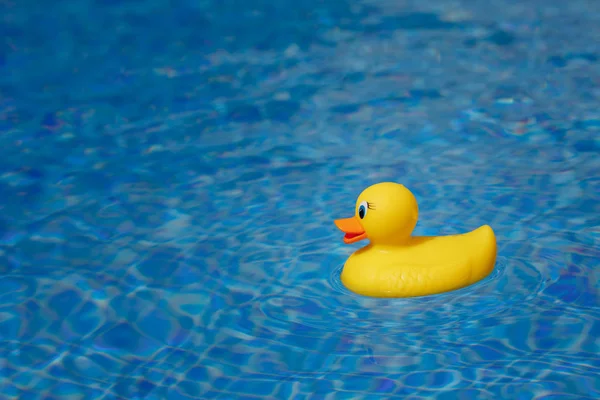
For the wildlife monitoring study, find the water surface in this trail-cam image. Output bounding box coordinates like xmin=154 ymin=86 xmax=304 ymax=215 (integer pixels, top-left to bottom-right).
xmin=1 ymin=0 xmax=599 ymax=398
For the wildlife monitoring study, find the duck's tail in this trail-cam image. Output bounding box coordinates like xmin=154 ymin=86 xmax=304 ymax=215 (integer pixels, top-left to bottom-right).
xmin=469 ymin=224 xmax=498 ymax=283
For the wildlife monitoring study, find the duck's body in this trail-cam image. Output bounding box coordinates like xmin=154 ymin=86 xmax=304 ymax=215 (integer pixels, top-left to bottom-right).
xmin=341 ymin=225 xmax=497 ymax=297
xmin=334 ymin=183 xmax=497 ymax=298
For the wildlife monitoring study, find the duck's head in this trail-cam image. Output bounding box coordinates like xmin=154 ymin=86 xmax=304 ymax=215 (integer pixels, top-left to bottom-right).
xmin=334 ymin=182 xmax=419 ymax=245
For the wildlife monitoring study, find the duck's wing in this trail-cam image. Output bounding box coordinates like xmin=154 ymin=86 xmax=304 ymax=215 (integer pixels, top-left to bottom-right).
xmin=375 ymin=260 xmax=471 ymax=297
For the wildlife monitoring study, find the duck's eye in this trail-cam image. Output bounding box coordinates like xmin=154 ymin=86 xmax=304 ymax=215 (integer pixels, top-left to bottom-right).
xmin=358 ymin=201 xmax=368 ymax=219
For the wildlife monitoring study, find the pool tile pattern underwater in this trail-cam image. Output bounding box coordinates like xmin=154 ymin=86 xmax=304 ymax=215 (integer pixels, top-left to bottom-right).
xmin=1 ymin=0 xmax=600 ymax=398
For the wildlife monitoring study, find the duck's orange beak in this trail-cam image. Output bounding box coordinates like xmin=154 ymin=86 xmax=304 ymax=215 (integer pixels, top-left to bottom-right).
xmin=334 ymin=217 xmax=367 ymax=244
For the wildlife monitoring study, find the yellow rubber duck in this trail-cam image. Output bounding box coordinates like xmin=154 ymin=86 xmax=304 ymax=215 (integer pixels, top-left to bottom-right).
xmin=334 ymin=182 xmax=497 ymax=298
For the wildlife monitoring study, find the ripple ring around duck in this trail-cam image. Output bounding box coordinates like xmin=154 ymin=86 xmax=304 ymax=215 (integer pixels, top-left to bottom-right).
xmin=334 ymin=182 xmax=497 ymax=298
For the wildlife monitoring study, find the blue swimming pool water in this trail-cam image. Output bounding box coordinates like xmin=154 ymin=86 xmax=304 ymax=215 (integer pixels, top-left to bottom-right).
xmin=1 ymin=0 xmax=599 ymax=398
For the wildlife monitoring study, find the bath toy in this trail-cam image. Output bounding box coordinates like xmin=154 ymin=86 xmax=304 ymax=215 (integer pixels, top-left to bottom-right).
xmin=334 ymin=182 xmax=497 ymax=298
